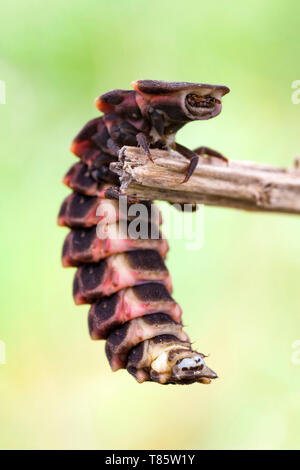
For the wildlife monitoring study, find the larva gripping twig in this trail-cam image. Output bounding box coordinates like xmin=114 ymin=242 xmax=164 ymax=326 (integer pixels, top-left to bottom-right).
xmin=58 ymin=80 xmax=230 ymax=385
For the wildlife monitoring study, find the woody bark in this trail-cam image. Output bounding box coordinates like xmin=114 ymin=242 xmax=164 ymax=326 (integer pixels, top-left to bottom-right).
xmin=110 ymin=147 xmax=300 ymax=215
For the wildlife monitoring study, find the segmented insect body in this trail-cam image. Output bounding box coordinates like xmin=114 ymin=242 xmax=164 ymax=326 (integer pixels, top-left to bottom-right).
xmin=58 ymin=80 xmax=230 ymax=385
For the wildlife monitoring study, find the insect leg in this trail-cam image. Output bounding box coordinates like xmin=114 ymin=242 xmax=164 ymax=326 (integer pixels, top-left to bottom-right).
xmin=136 ymin=133 xmax=153 ymax=162
xmin=175 ymin=142 xmax=202 ymax=183
xmin=149 ymin=108 xmax=165 ymax=136
xmin=194 ymin=146 xmax=228 ymax=163
xmin=105 ymin=186 xmax=142 ymax=204
xmin=172 ymin=203 xmax=198 ymax=212
xmin=107 ymin=138 xmax=121 ymax=155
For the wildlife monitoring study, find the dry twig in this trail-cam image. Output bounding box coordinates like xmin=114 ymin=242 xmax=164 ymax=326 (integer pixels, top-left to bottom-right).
xmin=110 ymin=146 xmax=300 ymax=215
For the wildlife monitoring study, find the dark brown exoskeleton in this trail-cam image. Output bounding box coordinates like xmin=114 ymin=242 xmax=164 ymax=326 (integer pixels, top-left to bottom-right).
xmin=58 ymin=80 xmax=230 ymax=385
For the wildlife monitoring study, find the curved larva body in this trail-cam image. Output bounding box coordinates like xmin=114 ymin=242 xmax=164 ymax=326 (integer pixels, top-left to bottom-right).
xmin=58 ymin=80 xmax=230 ymax=385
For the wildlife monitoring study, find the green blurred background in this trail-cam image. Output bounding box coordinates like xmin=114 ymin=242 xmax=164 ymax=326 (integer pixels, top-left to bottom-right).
xmin=0 ymin=0 xmax=299 ymax=450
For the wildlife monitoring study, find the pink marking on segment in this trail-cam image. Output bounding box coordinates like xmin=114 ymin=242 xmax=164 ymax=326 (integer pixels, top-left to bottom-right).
xmin=88 ymin=286 xmax=183 ymax=340
xmin=74 ymin=253 xmax=172 ymax=304
xmin=62 ymin=227 xmax=169 ymax=267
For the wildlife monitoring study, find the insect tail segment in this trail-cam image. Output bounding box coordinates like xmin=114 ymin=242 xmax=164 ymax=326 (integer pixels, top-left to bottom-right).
xmin=127 ymin=335 xmax=217 ymax=385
